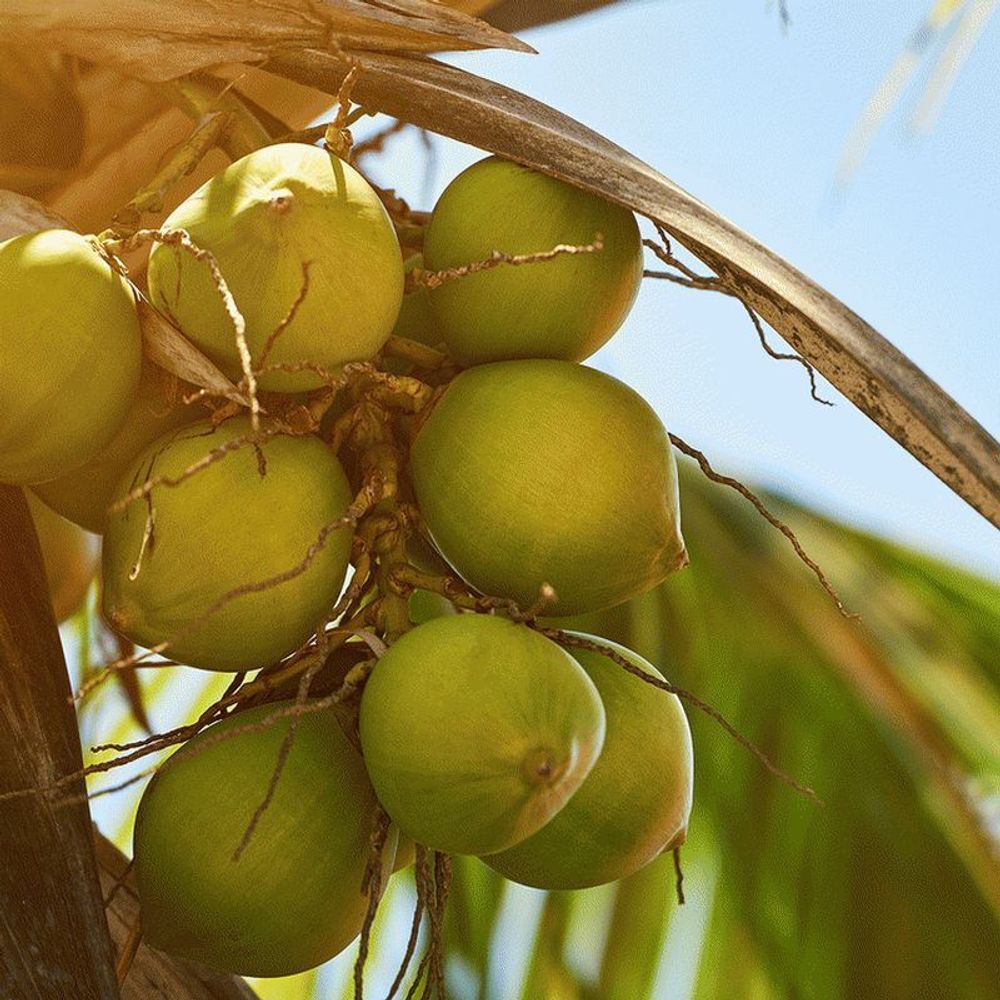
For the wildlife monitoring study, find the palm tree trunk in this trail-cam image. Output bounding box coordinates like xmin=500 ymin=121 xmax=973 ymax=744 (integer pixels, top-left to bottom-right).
xmin=0 ymin=484 xmax=120 ymax=999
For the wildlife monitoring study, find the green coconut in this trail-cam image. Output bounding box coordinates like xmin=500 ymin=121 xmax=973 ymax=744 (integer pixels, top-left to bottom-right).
xmin=408 ymin=587 xmax=458 ymax=625
xmin=410 ymin=360 xmax=686 ymax=616
xmin=392 ymin=254 xmax=444 ymax=348
xmin=27 ymin=493 xmax=99 ymax=623
xmin=405 ymin=536 xmax=458 ymax=625
xmin=359 ymin=615 xmax=606 ymax=856
xmin=134 ymin=702 xmax=392 ymax=977
xmin=147 ymin=143 xmax=404 ymax=393
xmin=487 ymin=634 xmax=693 ymax=889
xmin=392 ymin=834 xmax=417 ymax=873
xmin=33 ymin=361 xmax=200 ymax=533
xmin=102 ymin=416 xmax=353 ymax=671
xmin=423 ymin=156 xmax=642 ymax=365
xmin=0 ymin=229 xmax=142 ymax=484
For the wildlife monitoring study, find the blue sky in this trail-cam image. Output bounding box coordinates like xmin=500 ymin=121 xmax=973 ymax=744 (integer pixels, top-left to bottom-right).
xmin=365 ymin=0 xmax=1000 ymax=579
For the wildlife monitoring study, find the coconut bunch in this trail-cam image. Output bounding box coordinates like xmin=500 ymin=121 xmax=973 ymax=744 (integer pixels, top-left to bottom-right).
xmin=2 ymin=134 xmax=696 ymax=978
xmin=3 ymin=6 xmax=997 ymax=999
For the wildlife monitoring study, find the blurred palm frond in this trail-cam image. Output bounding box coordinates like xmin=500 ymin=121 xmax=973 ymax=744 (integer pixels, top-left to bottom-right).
xmin=837 ymin=0 xmax=998 ymax=185
xmin=543 ymin=462 xmax=1000 ymax=1000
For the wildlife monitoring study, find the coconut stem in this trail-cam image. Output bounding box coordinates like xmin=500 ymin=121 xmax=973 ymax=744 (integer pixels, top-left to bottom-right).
xmin=353 ymin=804 xmax=392 ymax=1000
xmin=538 ymin=628 xmax=824 ymax=807
xmin=668 ymin=433 xmax=857 ymax=619
xmin=112 ymin=111 xmax=235 ymax=231
xmin=158 ymin=74 xmax=273 ymax=158
xmin=345 ymin=397 xmax=414 ymax=640
xmin=642 ymin=223 xmax=832 ymax=405
xmin=386 ymin=885 xmax=425 ymax=1000
xmin=380 ymin=335 xmax=452 ymax=372
xmin=409 ymin=234 xmax=605 ymax=291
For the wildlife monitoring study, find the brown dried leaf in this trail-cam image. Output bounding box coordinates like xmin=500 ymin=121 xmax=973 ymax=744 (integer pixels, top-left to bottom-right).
xmin=0 ymin=188 xmax=69 ymax=240
xmin=0 ymin=48 xmax=85 ymax=192
xmin=0 ymin=0 xmax=532 ymax=82
xmin=267 ymin=49 xmax=1000 ymax=528
xmin=106 ymin=631 xmax=152 ymax=733
xmin=481 ymin=0 xmax=625 ymax=32
xmin=138 ymin=300 xmax=249 ymax=406
xmin=43 ymin=67 xmax=332 ymax=230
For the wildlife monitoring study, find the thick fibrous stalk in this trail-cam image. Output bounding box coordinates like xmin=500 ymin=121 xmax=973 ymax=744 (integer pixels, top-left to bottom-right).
xmin=0 ymin=486 xmax=119 ymax=999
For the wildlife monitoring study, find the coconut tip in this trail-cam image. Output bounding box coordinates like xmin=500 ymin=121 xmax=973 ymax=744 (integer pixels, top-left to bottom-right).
xmin=268 ymin=189 xmax=295 ymax=215
xmin=521 ymin=745 xmax=571 ymax=788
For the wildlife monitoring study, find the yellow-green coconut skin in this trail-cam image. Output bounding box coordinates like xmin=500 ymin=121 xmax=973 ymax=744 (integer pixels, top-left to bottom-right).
xmin=102 ymin=417 xmax=353 ymax=671
xmin=33 ymin=361 xmax=200 ymax=533
xmin=423 ymin=157 xmax=642 ymax=365
xmin=27 ymin=493 xmax=98 ymax=623
xmin=487 ymin=634 xmax=694 ymax=890
xmin=147 ymin=143 xmax=404 ymax=393
xmin=359 ymin=615 xmax=607 ymax=856
xmin=0 ymin=229 xmax=142 ymax=484
xmin=410 ymin=360 xmax=687 ymax=616
xmin=134 ymin=703 xmax=389 ymax=977
xmin=392 ymin=254 xmax=443 ymax=348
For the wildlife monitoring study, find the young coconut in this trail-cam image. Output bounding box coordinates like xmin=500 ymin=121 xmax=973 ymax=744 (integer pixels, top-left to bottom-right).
xmin=33 ymin=361 xmax=201 ymax=533
xmin=27 ymin=493 xmax=99 ymax=623
xmin=359 ymin=615 xmax=606 ymax=856
xmin=423 ymin=156 xmax=642 ymax=365
xmin=392 ymin=834 xmax=417 ymax=873
xmin=487 ymin=634 xmax=694 ymax=890
xmin=403 ymin=536 xmax=458 ymax=625
xmin=408 ymin=587 xmax=458 ymax=625
xmin=102 ymin=416 xmax=354 ymax=671
xmin=410 ymin=360 xmax=687 ymax=616
xmin=133 ymin=703 xmax=394 ymax=977
xmin=0 ymin=229 xmax=142 ymax=484
xmin=392 ymin=253 xmax=444 ymax=349
xmin=147 ymin=143 xmax=404 ymax=393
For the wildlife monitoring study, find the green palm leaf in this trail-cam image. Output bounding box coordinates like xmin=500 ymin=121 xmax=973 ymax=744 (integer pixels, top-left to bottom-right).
xmin=555 ymin=462 xmax=999 ymax=999
xmin=837 ymin=0 xmax=998 ymax=184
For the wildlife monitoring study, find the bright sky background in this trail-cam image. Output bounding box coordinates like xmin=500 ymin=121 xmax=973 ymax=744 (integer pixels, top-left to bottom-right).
xmin=365 ymin=0 xmax=1000 ymax=580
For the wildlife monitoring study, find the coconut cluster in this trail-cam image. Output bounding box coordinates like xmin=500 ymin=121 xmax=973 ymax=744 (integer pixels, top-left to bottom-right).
xmin=1 ymin=144 xmax=693 ymax=978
